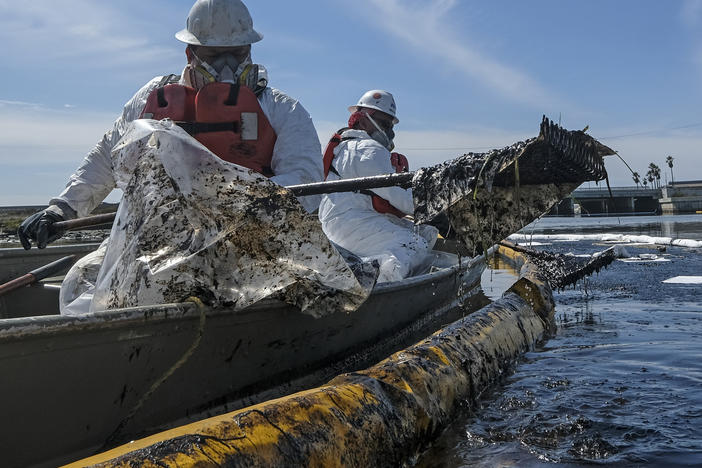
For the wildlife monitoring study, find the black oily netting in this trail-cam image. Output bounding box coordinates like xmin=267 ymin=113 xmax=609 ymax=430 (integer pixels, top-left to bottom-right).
xmin=413 ymin=116 xmax=614 ymax=225
xmin=501 ymin=242 xmax=617 ymax=290
xmin=411 ymin=117 xmax=616 ymax=254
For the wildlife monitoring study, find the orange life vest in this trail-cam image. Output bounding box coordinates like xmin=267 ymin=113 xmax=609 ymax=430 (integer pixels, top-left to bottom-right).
xmin=323 ymin=130 xmax=406 ymax=218
xmin=141 ymin=81 xmax=277 ymax=176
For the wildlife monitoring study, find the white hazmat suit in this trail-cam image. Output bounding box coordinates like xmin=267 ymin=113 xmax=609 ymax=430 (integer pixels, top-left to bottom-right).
xmin=318 ymin=129 xmax=438 ymax=283
xmin=50 ymin=74 xmax=323 ymax=217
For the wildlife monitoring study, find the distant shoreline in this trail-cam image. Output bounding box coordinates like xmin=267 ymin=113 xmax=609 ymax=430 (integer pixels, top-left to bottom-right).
xmin=0 ymin=203 xmax=118 ymax=233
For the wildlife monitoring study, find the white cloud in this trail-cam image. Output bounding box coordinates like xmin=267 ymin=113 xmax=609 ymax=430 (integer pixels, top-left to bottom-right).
xmin=356 ymin=0 xmax=563 ymax=109
xmin=317 ymin=118 xmax=530 ymax=167
xmin=681 ymin=0 xmax=702 ymax=27
xmin=0 ymin=101 xmax=120 ymax=204
xmin=402 ymin=129 xmax=702 ymax=187
xmin=394 ymin=127 xmax=532 ymax=167
xmin=0 ymin=102 xmax=115 ymax=164
xmin=681 ymin=0 xmax=702 ymax=78
xmin=317 ymin=118 xmax=702 ymax=188
xmin=0 ymin=0 xmax=180 ymax=69
xmin=599 ymin=130 xmax=702 ymax=186
xmin=0 ymin=99 xmax=43 ymax=108
xmin=260 ymin=32 xmax=326 ymax=54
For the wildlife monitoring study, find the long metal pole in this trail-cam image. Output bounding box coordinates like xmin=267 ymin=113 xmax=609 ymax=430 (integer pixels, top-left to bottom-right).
xmin=52 ymin=172 xmax=415 ymax=232
xmin=286 ymin=172 xmax=413 ymax=196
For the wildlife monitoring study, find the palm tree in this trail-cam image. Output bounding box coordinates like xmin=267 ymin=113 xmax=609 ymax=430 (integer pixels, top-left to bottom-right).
xmin=632 ymin=171 xmax=641 ymax=187
xmin=666 ymin=155 xmax=674 ymax=185
xmin=648 ymin=163 xmax=661 ymax=189
xmin=654 ymin=164 xmax=662 ymax=189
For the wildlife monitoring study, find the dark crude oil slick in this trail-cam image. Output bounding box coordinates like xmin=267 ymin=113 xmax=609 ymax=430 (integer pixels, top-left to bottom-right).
xmin=417 ymin=215 xmax=702 ymax=467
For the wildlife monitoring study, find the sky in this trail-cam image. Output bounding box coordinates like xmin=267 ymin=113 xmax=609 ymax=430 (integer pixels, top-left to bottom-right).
xmin=1 ymin=0 xmax=701 ymax=206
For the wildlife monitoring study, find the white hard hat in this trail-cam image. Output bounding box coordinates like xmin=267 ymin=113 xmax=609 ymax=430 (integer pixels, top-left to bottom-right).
xmin=348 ymin=90 xmax=399 ymax=124
xmin=176 ymin=0 xmax=264 ymax=47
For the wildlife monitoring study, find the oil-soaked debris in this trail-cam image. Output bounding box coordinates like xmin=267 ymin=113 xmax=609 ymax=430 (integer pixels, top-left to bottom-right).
xmin=412 ymin=116 xmax=614 ymax=254
xmin=478 ymin=413 xmax=597 ymax=451
xmin=68 ymin=120 xmax=377 ymax=317
xmin=499 ymin=395 xmax=537 ymax=411
xmin=502 ymin=241 xmax=618 ymax=290
xmin=542 ymin=377 xmax=571 ymax=389
xmin=569 ymin=433 xmax=619 ymax=459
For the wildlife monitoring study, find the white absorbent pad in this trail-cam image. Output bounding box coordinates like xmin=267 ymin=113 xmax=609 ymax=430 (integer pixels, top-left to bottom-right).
xmin=61 ymin=119 xmax=377 ymax=318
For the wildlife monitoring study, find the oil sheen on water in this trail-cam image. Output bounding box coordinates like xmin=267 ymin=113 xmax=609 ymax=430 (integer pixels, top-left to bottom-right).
xmin=418 ymin=215 xmax=702 ymax=467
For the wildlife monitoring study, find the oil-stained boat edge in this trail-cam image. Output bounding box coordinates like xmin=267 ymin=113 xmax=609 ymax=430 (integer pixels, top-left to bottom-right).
xmin=0 ymin=247 xmax=486 ymax=468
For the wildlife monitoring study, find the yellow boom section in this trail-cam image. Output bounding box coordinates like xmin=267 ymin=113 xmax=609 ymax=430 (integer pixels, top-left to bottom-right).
xmin=66 ymin=246 xmax=553 ymax=468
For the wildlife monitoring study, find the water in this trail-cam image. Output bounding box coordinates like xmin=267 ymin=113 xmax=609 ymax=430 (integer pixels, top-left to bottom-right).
xmin=417 ymin=215 xmax=702 ymax=467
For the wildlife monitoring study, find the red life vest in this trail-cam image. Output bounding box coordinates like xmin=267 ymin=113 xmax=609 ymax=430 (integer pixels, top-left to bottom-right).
xmin=141 ymin=82 xmax=277 ymax=176
xmin=322 ymin=130 xmax=407 ymax=218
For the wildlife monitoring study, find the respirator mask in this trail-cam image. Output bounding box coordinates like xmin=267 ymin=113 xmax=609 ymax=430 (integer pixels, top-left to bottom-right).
xmin=184 ymin=47 xmax=254 ymax=89
xmin=365 ymin=112 xmax=395 ymax=151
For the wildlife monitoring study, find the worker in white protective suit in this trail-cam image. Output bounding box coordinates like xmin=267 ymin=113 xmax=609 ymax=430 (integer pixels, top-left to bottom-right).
xmin=318 ymin=90 xmax=439 ymax=283
xmin=18 ymin=0 xmax=322 ymax=250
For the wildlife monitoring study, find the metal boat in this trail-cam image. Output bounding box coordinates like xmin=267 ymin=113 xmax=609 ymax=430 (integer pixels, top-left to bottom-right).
xmin=0 ymin=243 xmax=486 ymax=467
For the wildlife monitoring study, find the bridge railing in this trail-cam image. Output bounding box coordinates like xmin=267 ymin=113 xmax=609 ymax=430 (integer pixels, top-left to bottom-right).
xmin=572 ymin=186 xmax=661 ymax=197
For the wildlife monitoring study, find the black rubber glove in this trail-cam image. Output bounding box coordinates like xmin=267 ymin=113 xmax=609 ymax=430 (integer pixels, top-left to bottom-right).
xmin=17 ymin=209 xmax=65 ymax=250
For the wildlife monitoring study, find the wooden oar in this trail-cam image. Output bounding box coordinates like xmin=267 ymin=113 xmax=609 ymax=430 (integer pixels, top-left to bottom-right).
xmin=0 ymin=255 xmax=76 ymax=297
xmin=52 ymin=173 xmax=415 ymax=232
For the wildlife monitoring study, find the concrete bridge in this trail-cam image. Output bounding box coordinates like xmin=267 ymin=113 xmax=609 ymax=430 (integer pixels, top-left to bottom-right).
xmin=548 ymin=180 xmax=702 ymax=216
xmin=659 ymin=180 xmax=702 ymax=214
xmin=550 ymin=186 xmax=661 ymax=216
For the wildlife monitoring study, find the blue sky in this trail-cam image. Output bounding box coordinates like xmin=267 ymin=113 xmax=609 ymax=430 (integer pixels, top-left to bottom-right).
xmin=2 ymin=0 xmax=701 ymax=206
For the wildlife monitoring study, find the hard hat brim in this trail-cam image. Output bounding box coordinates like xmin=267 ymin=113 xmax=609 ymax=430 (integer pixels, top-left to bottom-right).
xmin=175 ymin=28 xmax=264 ymax=46
xmin=348 ymin=105 xmax=399 ymax=124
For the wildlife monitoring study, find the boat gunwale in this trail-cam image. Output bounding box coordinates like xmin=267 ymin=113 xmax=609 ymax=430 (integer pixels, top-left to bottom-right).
xmin=0 ymin=243 xmax=102 ymax=259
xmin=0 ymin=252 xmax=484 ymax=341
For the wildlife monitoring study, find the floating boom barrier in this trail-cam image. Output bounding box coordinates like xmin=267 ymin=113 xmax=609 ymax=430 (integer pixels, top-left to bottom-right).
xmin=67 ymin=245 xmax=560 ymax=467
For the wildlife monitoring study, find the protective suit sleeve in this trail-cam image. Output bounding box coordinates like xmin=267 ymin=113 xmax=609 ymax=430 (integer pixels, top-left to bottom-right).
xmin=352 ymin=140 xmax=415 ymax=215
xmin=259 ymin=88 xmax=323 ymax=212
xmin=50 ymin=78 xmax=163 ymax=218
